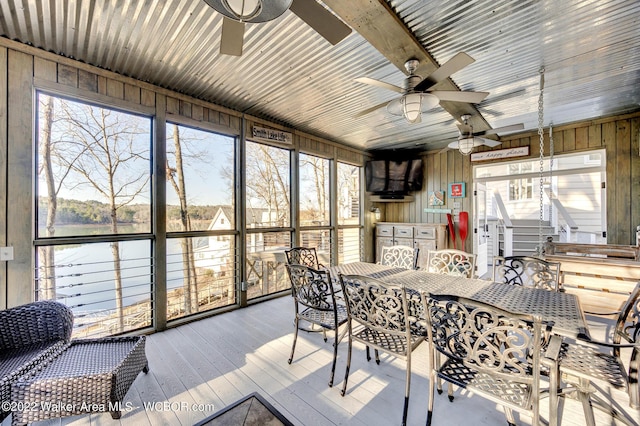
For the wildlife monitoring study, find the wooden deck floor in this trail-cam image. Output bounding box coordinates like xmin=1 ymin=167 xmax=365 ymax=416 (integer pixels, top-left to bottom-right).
xmin=5 ymin=295 xmax=639 ymax=426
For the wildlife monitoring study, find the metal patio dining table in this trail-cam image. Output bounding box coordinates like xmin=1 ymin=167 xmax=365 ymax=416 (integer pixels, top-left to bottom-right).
xmin=330 ymin=262 xmax=591 ymax=340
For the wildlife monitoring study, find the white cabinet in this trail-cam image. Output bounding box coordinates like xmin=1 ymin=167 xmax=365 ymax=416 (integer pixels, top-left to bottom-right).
xmin=375 ymin=222 xmax=447 ymax=269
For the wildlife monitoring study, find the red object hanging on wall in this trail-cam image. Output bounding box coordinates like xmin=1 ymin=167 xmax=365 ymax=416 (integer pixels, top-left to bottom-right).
xmin=446 ymin=213 xmax=456 ymax=249
xmin=459 ymin=211 xmax=469 ymax=251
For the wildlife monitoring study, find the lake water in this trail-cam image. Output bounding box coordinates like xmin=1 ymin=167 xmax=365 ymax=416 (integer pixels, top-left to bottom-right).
xmin=41 ymin=225 xmax=198 ymax=315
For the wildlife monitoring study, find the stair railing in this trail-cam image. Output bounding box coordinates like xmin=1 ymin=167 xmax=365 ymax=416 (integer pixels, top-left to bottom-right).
xmin=493 ymin=190 xmax=513 ymax=257
xmin=544 ymin=189 xmax=578 ymax=242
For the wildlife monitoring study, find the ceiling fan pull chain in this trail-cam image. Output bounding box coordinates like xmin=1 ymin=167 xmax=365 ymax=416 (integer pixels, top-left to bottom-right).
xmin=537 ymin=67 xmax=545 ymax=255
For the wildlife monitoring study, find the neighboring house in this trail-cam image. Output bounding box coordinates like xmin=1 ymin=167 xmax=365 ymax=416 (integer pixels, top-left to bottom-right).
xmin=193 ymin=205 xmax=268 ymax=272
xmin=483 ymin=151 xmax=605 ymax=241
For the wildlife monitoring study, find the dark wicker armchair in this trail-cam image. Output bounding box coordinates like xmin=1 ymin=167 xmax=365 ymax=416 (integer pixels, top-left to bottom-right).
xmin=0 ymin=300 xmax=73 ymax=422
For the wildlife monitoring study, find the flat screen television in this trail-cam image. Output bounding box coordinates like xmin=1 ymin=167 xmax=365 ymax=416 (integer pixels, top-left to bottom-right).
xmin=365 ymin=158 xmax=423 ymax=198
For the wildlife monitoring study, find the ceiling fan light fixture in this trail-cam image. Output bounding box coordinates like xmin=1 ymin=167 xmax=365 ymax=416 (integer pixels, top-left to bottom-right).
xmin=401 ymin=93 xmax=423 ymax=123
xmin=222 ymin=0 xmax=262 ymax=21
xmin=386 ymin=93 xmax=439 ymax=124
xmin=458 ymin=137 xmax=475 ymax=155
xmin=204 ymin=0 xmax=291 ymax=23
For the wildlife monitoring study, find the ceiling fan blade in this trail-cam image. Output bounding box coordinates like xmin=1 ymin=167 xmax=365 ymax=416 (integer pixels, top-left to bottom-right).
xmin=439 ymin=145 xmax=453 ymax=154
xmin=447 ymin=141 xmax=460 ymax=150
xmin=431 ymin=90 xmax=489 ymax=104
xmin=290 ymin=0 xmax=352 ymax=45
xmin=414 ymin=52 xmax=475 ymax=92
xmin=477 ymin=137 xmax=502 ymax=147
xmin=220 ymin=17 xmax=244 ymax=56
xmin=481 ymin=123 xmax=525 ymax=136
xmin=354 ymin=100 xmax=389 ymax=118
xmin=355 ymin=77 xmax=404 ymax=94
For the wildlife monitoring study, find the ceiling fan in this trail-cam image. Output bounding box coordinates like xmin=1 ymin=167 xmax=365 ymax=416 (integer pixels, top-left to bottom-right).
xmin=354 ymin=52 xmax=489 ymax=124
xmin=443 ymin=114 xmax=525 ymax=155
xmin=203 ymin=0 xmax=351 ymax=56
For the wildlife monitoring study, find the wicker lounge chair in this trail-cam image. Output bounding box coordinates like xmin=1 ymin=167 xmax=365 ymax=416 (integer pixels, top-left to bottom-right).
xmin=0 ymin=300 xmax=74 ymax=422
xmin=11 ymin=336 xmax=148 ymax=425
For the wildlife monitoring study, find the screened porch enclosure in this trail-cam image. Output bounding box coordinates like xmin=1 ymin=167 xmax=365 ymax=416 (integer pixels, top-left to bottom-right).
xmin=33 ymin=93 xmax=364 ymax=337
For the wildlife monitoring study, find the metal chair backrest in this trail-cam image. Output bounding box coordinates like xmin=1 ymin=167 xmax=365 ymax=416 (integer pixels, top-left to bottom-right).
xmin=379 ymin=245 xmax=418 ymax=270
xmin=614 ymin=282 xmax=640 ymax=360
xmin=285 ymin=247 xmax=321 ymax=269
xmin=609 ymin=282 xmax=640 ymax=409
xmin=286 ymin=264 xmax=337 ymax=312
xmin=423 ymin=292 xmax=544 ymax=390
xmin=426 ymin=249 xmax=476 ymax=278
xmin=339 ymin=274 xmax=411 ymax=338
xmin=493 ymin=256 xmax=561 ymax=291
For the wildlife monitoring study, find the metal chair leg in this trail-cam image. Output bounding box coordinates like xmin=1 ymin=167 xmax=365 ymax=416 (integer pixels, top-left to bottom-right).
xmin=401 ymin=355 xmax=411 ymax=426
xmin=341 ymin=335 xmax=352 ymax=397
xmin=329 ymin=327 xmax=338 ymax=387
xmin=504 ymin=407 xmax=516 ymax=426
xmin=575 ymin=378 xmax=597 ymax=426
xmin=288 ymin=316 xmax=299 ymax=364
xmin=548 ymin=362 xmax=559 ymax=426
xmin=426 ymin=370 xmax=436 ymax=426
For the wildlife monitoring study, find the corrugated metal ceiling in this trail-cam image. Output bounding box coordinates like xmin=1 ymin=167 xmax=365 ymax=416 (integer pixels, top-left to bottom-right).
xmin=0 ymin=0 xmax=638 ymax=152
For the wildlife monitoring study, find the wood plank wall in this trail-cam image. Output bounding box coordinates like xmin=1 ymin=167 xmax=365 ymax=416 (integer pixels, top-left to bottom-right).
xmin=0 ymin=39 xmax=367 ymax=308
xmin=382 ymin=112 xmax=640 ymax=251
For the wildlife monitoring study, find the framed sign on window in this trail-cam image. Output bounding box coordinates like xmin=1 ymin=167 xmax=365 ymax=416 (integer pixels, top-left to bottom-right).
xmin=449 ymin=182 xmax=466 ymax=198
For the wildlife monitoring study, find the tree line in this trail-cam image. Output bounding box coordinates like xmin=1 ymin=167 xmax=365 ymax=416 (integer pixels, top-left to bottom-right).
xmin=37 ymin=197 xmax=222 ymax=225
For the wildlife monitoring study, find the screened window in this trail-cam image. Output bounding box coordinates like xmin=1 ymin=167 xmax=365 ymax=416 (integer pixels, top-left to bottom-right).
xmin=246 ymin=141 xmax=292 ymax=300
xmin=165 ymin=123 xmax=237 ymax=320
xmin=299 ymin=153 xmax=330 ymax=227
xmin=36 ymin=95 xmax=151 ymax=236
xmin=337 ymin=162 xmax=363 ymax=263
xmin=245 ymin=142 xmax=291 ymax=228
xmin=338 ymin=162 xmax=361 ymax=225
xmin=35 ymin=93 xmax=152 ymax=337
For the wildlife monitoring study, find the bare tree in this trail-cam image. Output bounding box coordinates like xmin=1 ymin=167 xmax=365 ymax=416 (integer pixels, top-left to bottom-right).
xmin=166 ymin=124 xmax=198 ymax=313
xmin=37 ymin=95 xmax=57 ymax=300
xmin=37 ymin=95 xmax=89 ymax=300
xmin=54 ymin=101 xmax=150 ymax=332
xmin=245 ymin=143 xmax=290 ymax=227
xmin=300 ymin=155 xmax=328 ymax=224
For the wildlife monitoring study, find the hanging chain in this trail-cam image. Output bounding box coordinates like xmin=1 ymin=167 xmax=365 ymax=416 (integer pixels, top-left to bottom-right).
xmin=548 ymin=123 xmax=554 ymax=227
xmin=537 ymin=67 xmax=545 ymax=255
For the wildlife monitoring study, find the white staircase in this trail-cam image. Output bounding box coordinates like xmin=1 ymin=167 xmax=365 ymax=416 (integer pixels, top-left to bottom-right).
xmin=498 ymin=219 xmax=559 ymax=257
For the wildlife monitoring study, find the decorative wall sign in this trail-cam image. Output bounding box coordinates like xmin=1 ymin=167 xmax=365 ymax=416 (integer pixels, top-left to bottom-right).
xmin=423 ymin=208 xmax=452 ymax=214
xmin=428 ymin=190 xmax=445 ymax=206
xmin=252 ymin=125 xmax=293 ymax=145
xmin=449 ymin=182 xmax=466 ymax=198
xmin=470 ymin=146 xmax=529 ymax=162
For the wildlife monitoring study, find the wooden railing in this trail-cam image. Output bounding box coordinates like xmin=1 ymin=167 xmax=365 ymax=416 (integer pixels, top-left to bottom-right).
xmin=543 ymin=240 xmax=640 ymax=313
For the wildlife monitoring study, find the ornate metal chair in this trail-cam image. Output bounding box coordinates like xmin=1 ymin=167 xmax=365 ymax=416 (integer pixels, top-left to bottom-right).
xmin=421 ymin=292 xmax=560 ymax=426
xmin=425 ymin=249 xmax=476 ymax=278
xmin=284 ymin=247 xmax=324 ymax=269
xmin=493 ymin=256 xmax=561 ymax=291
xmin=379 ymin=245 xmax=419 ymax=270
xmin=338 ymin=274 xmax=424 ymax=426
xmin=556 ymin=282 xmax=640 ymax=426
xmin=285 ymin=264 xmax=347 ymax=387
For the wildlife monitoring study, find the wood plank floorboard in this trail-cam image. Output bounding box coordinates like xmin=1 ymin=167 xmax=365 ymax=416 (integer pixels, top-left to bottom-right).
xmin=3 ymin=295 xmax=639 ymax=426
